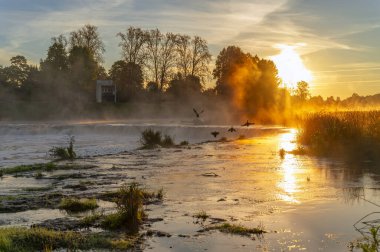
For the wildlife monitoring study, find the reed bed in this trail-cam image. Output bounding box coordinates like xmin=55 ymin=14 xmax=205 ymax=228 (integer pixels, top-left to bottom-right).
xmin=297 ymin=111 xmax=380 ymax=159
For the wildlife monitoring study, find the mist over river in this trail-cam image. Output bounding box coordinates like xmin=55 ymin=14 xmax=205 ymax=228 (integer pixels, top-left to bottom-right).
xmin=0 ymin=121 xmax=379 ymax=251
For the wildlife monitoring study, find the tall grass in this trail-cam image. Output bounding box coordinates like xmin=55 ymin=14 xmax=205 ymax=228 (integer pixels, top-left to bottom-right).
xmin=49 ymin=136 xmax=76 ymax=160
xmin=101 ymin=183 xmax=146 ymax=233
xmin=298 ymin=111 xmax=380 ymax=159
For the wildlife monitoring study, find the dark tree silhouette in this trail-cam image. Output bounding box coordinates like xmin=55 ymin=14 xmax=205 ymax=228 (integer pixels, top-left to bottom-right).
xmin=109 ymin=60 xmax=143 ymax=102
xmin=69 ymin=25 xmax=105 ymax=63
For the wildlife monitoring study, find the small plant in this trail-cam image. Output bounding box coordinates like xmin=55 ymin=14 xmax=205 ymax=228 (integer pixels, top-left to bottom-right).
xmin=80 ymin=212 xmax=103 ymax=229
xmin=34 ymin=172 xmax=44 ymax=179
xmin=102 ymin=183 xmax=146 ymax=232
xmin=58 ymin=198 xmax=98 ymax=212
xmin=180 ymin=141 xmax=189 ymax=146
xmin=193 ymin=210 xmax=210 ymax=221
xmin=140 ymin=129 xmax=175 ymax=148
xmin=49 ymin=136 xmax=76 ymax=160
xmin=205 ymin=222 xmax=266 ymax=236
xmin=161 ymin=135 xmax=174 ymax=147
xmin=357 ymin=226 xmax=380 ymax=252
xmin=140 ymin=129 xmax=162 ymax=148
xmin=279 ymin=148 xmax=285 ymax=159
xmin=156 ymin=188 xmax=164 ymax=200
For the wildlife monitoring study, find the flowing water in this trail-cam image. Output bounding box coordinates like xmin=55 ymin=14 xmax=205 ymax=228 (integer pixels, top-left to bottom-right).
xmin=0 ymin=121 xmax=379 ymax=251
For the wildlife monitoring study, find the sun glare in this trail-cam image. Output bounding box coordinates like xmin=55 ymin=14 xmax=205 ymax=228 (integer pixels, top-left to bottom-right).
xmin=271 ymin=45 xmax=313 ymax=89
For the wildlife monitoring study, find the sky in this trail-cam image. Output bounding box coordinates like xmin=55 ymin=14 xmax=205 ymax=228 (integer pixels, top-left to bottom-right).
xmin=0 ymin=0 xmax=380 ymax=98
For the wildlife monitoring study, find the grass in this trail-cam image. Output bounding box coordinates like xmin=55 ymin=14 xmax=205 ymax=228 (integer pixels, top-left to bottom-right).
xmin=58 ymin=198 xmax=98 ymax=213
xmin=2 ymin=163 xmax=95 ymax=176
xmin=80 ymin=212 xmax=104 ymax=229
xmin=49 ymin=136 xmax=76 ymax=160
xmin=140 ymin=129 xmax=175 ymax=148
xmin=205 ymin=222 xmax=266 ymax=236
xmin=356 ymin=226 xmax=380 ymax=252
xmin=297 ymin=111 xmax=380 ymax=160
xmin=193 ymin=210 xmax=210 ymax=221
xmin=101 ymin=183 xmax=146 ymax=233
xmin=2 ymin=163 xmax=56 ymax=175
xmin=0 ymin=227 xmax=134 ymax=251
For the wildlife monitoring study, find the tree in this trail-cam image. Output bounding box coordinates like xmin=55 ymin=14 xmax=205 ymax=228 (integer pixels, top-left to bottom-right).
xmin=166 ymin=73 xmax=202 ymax=98
xmin=294 ymin=81 xmax=310 ymax=102
xmin=4 ymin=55 xmax=30 ymax=87
xmin=213 ymin=46 xmax=254 ymax=97
xmin=68 ymin=46 xmax=98 ymax=96
xmin=117 ymin=26 xmax=147 ymax=65
xmin=213 ymin=46 xmax=281 ymax=119
xmin=146 ymin=29 xmax=177 ymax=91
xmin=175 ymin=35 xmax=211 ymax=81
xmin=69 ymin=24 xmax=105 ymax=63
xmin=189 ymin=36 xmax=211 ymax=80
xmin=109 ymin=60 xmax=143 ymax=102
xmin=175 ymin=34 xmax=191 ymax=77
xmin=41 ymin=35 xmax=69 ymax=72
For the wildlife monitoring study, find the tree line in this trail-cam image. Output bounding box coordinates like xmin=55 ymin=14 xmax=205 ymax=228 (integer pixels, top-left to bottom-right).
xmin=0 ymin=24 xmax=377 ymax=121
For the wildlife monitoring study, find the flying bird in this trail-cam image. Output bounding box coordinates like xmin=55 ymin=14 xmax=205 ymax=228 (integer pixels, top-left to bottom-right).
xmin=211 ymin=131 xmax=219 ymax=138
xmin=241 ymin=120 xmax=255 ymax=127
xmin=193 ymin=108 xmax=204 ymax=118
xmin=228 ymin=127 xmax=237 ymax=132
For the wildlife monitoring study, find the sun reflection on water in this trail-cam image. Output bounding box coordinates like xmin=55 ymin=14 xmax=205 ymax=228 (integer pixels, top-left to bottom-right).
xmin=277 ymin=129 xmax=302 ymax=204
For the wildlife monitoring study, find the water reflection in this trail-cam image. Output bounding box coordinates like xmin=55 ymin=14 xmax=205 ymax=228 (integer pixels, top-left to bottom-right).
xmin=277 ymin=130 xmax=301 ymax=204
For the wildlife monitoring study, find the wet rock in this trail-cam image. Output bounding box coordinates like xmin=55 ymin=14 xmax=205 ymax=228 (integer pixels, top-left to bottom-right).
xmin=0 ymin=192 xmax=63 ymax=213
xmin=146 ymin=217 xmax=164 ymax=223
xmin=178 ymin=234 xmax=190 ymax=238
xmin=201 ymin=172 xmax=219 ymax=177
xmin=146 ymin=230 xmax=172 ymax=237
xmin=209 ymin=217 xmax=226 ymax=224
xmin=32 ymin=218 xmax=82 ymax=231
xmin=63 ymin=184 xmax=88 ymax=191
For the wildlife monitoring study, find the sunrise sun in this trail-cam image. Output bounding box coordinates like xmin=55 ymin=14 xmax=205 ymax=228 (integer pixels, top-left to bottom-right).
xmin=271 ymin=44 xmax=313 ymax=89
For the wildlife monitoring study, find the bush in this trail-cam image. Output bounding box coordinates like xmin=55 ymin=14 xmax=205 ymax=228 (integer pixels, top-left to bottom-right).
xmin=49 ymin=136 xmax=76 ymax=160
xmin=161 ymin=135 xmax=174 ymax=147
xmin=140 ymin=129 xmax=175 ymax=148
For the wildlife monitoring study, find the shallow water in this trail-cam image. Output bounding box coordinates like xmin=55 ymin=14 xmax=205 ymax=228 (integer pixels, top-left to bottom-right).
xmin=0 ymin=122 xmax=379 ymax=251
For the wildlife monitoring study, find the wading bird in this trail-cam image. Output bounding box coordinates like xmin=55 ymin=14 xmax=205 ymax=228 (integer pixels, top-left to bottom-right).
xmin=241 ymin=120 xmax=255 ymax=127
xmin=228 ymin=127 xmax=237 ymax=132
xmin=211 ymin=131 xmax=219 ymax=138
xmin=193 ymin=108 xmax=204 ymax=118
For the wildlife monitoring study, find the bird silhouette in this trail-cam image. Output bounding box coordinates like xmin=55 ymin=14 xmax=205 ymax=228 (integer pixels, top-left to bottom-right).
xmin=228 ymin=127 xmax=237 ymax=132
xmin=193 ymin=108 xmax=204 ymax=118
xmin=211 ymin=131 xmax=219 ymax=138
xmin=241 ymin=120 xmax=255 ymax=127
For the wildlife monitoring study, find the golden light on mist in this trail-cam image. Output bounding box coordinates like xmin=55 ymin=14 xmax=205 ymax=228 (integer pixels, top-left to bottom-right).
xmin=271 ymin=45 xmax=313 ymax=89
